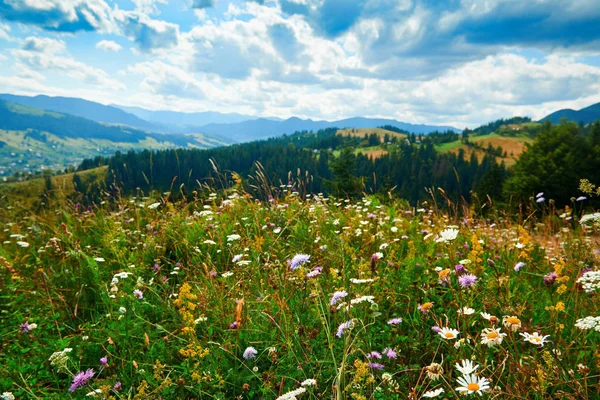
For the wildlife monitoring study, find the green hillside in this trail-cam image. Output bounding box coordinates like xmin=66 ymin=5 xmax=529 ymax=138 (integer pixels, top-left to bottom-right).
xmin=0 ymin=101 xmax=229 ymax=177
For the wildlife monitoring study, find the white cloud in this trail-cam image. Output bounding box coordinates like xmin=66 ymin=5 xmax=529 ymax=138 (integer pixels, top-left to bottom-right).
xmin=22 ymin=36 xmax=66 ymax=53
xmin=0 ymin=22 xmax=11 ymax=40
xmin=96 ymin=40 xmax=122 ymax=52
xmin=13 ymin=36 xmax=126 ymax=91
xmin=128 ymin=61 xmax=205 ymax=99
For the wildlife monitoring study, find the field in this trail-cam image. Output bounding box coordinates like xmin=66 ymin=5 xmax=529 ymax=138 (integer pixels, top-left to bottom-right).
xmin=436 ymin=133 xmax=533 ymax=166
xmin=0 ymin=182 xmax=598 ymax=399
xmin=336 ymin=128 xmax=407 ymax=141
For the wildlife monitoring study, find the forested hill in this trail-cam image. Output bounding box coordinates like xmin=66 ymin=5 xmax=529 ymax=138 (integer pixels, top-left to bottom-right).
xmin=84 ymin=127 xmax=504 ymax=205
xmin=198 ymin=116 xmax=459 ymax=142
xmin=78 ymin=120 xmax=600 ymax=207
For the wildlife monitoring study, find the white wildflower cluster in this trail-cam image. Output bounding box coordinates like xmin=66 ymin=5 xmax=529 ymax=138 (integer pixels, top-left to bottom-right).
xmin=1 ymin=393 xmax=15 ymax=400
xmin=275 ymin=387 xmax=306 ymax=400
xmin=336 ymin=295 xmax=376 ymax=310
xmin=435 ymin=227 xmax=459 ymax=243
xmin=301 ymin=378 xmax=317 ymax=387
xmin=575 ymin=316 xmax=600 ymax=331
xmin=580 ymin=213 xmax=600 ymax=226
xmin=49 ymin=348 xmax=72 ymax=373
xmin=577 ymin=270 xmax=600 ymax=292
xmin=349 ymin=278 xmax=375 ymax=284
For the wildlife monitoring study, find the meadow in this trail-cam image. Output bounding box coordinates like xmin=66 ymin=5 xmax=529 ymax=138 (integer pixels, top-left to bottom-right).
xmin=0 ymin=181 xmax=599 ymax=399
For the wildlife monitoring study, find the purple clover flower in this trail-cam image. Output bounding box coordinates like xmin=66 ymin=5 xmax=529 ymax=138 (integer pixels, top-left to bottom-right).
xmin=336 ymin=320 xmax=353 ymax=338
xmin=243 ymin=346 xmax=257 ymax=360
xmin=514 ymin=262 xmax=525 ymax=272
xmin=369 ymin=363 xmax=385 ymax=370
xmin=331 ymin=290 xmax=348 ymax=305
xmin=387 ymin=318 xmax=402 ymax=325
xmin=69 ymin=369 xmax=95 ymax=392
xmin=289 ymin=254 xmax=310 ymax=270
xmin=544 ymin=272 xmax=557 ymax=286
xmin=458 ymin=274 xmax=478 ymax=288
xmin=384 ymin=347 xmax=397 ymax=359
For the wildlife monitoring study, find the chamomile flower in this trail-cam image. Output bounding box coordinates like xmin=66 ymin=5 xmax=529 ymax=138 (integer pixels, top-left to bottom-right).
xmin=425 ymin=362 xmax=444 ymax=381
xmin=456 ymin=374 xmax=491 ymax=395
xmin=458 ymin=307 xmax=475 ymax=315
xmin=423 ymin=388 xmax=445 ymax=398
xmin=480 ymin=328 xmax=507 ymax=347
xmin=502 ymin=316 xmax=522 ymax=332
xmin=455 ymin=359 xmax=479 ymax=375
xmin=520 ymin=332 xmax=551 ymax=347
xmin=438 ymin=327 xmax=460 ymax=340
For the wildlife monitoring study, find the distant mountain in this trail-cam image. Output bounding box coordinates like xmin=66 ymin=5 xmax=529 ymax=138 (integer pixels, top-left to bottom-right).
xmin=541 ymin=102 xmax=600 ymax=124
xmin=198 ymin=116 xmax=459 ymax=142
xmin=0 ymin=93 xmax=161 ymax=132
xmin=114 ymin=105 xmax=270 ymax=129
xmin=0 ymin=101 xmax=229 ymax=176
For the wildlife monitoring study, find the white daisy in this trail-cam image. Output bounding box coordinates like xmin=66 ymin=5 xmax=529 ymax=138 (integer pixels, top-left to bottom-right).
xmin=520 ymin=332 xmax=551 ymax=347
xmin=455 ymin=359 xmax=479 ymax=375
xmin=456 ymin=374 xmax=491 ymax=395
xmin=423 ymin=387 xmax=445 ymax=398
xmin=458 ymin=307 xmax=475 ymax=315
xmin=480 ymin=328 xmax=507 ymax=347
xmin=438 ymin=327 xmax=460 ymax=340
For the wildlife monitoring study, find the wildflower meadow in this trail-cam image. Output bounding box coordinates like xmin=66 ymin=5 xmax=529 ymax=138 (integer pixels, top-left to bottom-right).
xmin=0 ymin=184 xmax=599 ymax=399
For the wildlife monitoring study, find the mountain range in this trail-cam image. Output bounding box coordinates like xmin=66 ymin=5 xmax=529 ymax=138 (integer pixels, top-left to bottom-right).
xmin=0 ymin=94 xmax=460 ymax=143
xmin=540 ymin=102 xmax=600 ymax=125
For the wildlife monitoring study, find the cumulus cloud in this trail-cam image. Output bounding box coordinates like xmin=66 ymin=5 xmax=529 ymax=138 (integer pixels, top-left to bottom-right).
xmin=13 ymin=36 xmax=126 ymax=91
xmin=128 ymin=61 xmax=205 ymax=99
xmin=0 ymin=0 xmax=113 ymax=32
xmin=0 ymin=0 xmax=179 ymax=52
xmin=96 ymin=40 xmax=122 ymax=52
xmin=115 ymin=11 xmax=179 ymax=52
xmin=22 ymin=36 xmax=66 ymax=53
xmin=0 ymin=21 xmax=10 ymax=40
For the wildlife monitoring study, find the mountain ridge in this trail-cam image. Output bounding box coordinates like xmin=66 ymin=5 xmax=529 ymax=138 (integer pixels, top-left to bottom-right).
xmin=540 ymin=101 xmax=600 ymax=124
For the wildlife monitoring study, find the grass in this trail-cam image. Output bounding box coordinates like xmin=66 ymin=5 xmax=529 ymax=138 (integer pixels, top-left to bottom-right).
xmin=0 ymin=166 xmax=107 ymax=208
xmin=332 ymin=145 xmax=389 ymax=159
xmin=436 ymin=133 xmax=533 ymax=166
xmin=336 ymin=128 xmax=406 ymax=140
xmin=0 ymin=178 xmax=598 ymax=399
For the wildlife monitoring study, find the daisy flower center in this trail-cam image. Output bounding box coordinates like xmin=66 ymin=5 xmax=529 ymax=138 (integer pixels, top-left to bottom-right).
xmin=422 ymin=302 xmax=433 ymax=310
xmin=487 ymin=331 xmax=499 ymax=339
xmin=507 ymin=317 xmax=520 ymax=324
xmin=445 ymin=332 xmax=455 ymax=338
xmin=467 ymin=383 xmax=480 ymax=391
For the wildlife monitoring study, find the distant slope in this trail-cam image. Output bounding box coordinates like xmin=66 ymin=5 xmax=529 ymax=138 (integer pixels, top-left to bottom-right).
xmin=0 ymin=101 xmax=229 ymax=176
xmin=0 ymin=93 xmax=160 ymax=132
xmin=199 ymin=116 xmax=459 ymax=142
xmin=115 ymin=105 xmax=266 ymax=128
xmin=541 ymin=102 xmax=600 ymax=124
xmin=436 ymin=133 xmax=533 ymax=166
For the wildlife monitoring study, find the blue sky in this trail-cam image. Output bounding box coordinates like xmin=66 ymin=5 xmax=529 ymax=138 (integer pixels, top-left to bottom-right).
xmin=0 ymin=0 xmax=599 ymax=127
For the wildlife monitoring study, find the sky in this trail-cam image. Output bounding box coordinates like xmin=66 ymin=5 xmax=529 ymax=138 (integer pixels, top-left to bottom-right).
xmin=0 ymin=0 xmax=600 ymax=128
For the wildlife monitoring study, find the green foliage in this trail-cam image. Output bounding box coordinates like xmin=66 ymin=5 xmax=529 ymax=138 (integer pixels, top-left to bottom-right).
xmin=0 ymin=190 xmax=598 ymax=399
xmin=504 ymin=121 xmax=600 ymax=205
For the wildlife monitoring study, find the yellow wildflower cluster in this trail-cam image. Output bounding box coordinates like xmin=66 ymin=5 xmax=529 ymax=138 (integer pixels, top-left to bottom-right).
xmin=553 ymin=258 xmax=570 ymax=285
xmin=468 ymin=234 xmax=484 ymax=274
xmin=517 ymin=226 xmax=534 ymax=263
xmin=174 ymin=282 xmax=199 ymax=338
xmin=545 ymin=301 xmax=565 ymax=312
xmin=173 ymin=282 xmax=210 ymax=361
xmin=347 ymin=359 xmax=375 ymax=398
